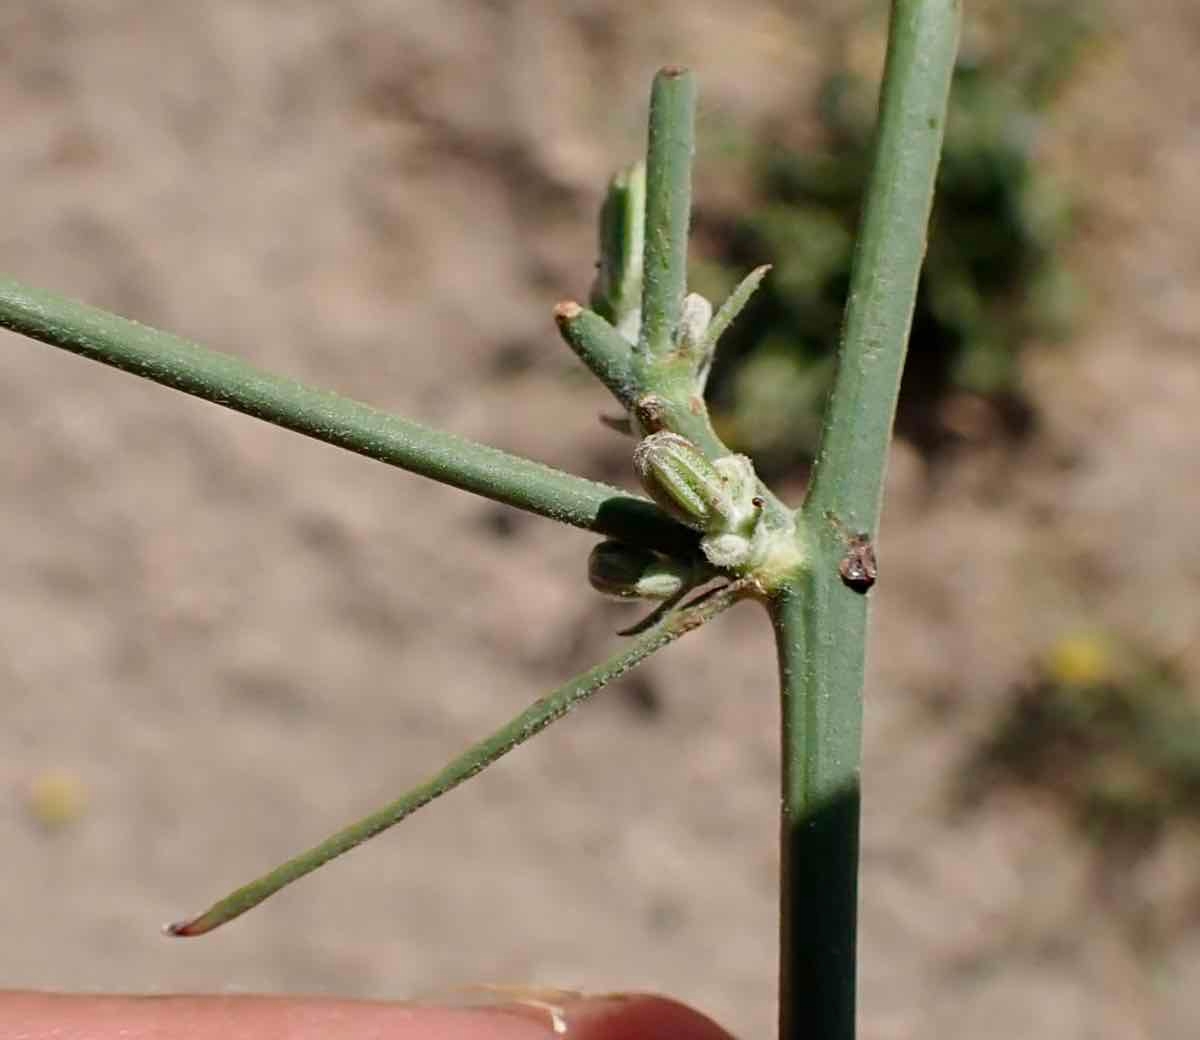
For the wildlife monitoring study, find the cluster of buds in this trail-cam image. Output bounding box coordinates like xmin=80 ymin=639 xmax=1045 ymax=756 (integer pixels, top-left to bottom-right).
xmin=632 ymin=431 xmax=765 ymax=570
xmin=583 ymin=156 xmax=778 ymax=592
xmin=588 ymin=433 xmax=767 ymax=604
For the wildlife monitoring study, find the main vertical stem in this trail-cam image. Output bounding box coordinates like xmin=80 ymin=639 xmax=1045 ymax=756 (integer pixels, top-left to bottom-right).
xmin=775 ymin=2 xmax=960 ymax=1038
xmin=773 ymin=580 xmax=863 ymax=1040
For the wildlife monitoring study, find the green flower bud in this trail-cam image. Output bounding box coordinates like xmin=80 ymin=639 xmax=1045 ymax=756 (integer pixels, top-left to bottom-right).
xmin=633 ymin=432 xmax=734 ymax=532
xmin=587 ymin=540 xmax=690 ymax=600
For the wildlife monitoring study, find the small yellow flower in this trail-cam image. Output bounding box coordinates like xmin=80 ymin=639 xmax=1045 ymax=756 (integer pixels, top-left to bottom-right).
xmin=27 ymin=769 xmax=89 ymax=831
xmin=1047 ymin=634 xmax=1111 ymax=687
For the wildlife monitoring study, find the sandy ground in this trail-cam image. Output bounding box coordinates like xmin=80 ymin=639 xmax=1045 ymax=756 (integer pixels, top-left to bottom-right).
xmin=2 ymin=3 xmax=1199 ymax=1037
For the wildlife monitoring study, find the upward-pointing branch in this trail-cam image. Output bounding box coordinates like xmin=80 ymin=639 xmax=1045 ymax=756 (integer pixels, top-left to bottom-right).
xmin=639 ymin=66 xmax=696 ymax=359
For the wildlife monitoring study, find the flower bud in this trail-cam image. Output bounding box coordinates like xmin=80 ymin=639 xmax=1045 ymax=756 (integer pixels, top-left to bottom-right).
xmin=587 ymin=540 xmax=690 ymax=600
xmin=633 ymin=432 xmax=734 ymax=532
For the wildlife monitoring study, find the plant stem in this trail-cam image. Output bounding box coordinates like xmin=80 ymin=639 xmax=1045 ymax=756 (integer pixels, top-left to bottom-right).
xmin=167 ymin=580 xmax=749 ymax=936
xmin=803 ymin=0 xmax=961 ymax=529
xmin=777 ymin=3 xmax=960 ymax=1039
xmin=700 ymin=264 xmax=771 ymax=363
xmin=554 ymin=301 xmax=637 ymax=409
xmin=0 ymin=278 xmax=692 ymax=555
xmin=630 ymin=71 xmax=793 ymax=529
xmin=638 ymin=66 xmax=695 ymax=359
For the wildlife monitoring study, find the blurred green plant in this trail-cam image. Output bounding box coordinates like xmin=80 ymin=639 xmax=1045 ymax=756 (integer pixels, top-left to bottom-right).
xmin=696 ymin=0 xmax=1099 ymax=474
xmin=960 ymin=633 xmax=1200 ymax=855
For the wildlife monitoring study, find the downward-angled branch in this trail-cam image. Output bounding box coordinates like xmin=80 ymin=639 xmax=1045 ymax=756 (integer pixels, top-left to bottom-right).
xmin=0 ymin=278 xmax=692 ymax=555
xmin=167 ymin=580 xmax=748 ymax=936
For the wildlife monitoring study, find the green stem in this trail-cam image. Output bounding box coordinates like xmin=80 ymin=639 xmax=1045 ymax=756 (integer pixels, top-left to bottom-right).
xmin=638 ymin=66 xmax=695 ymax=358
xmin=0 ymin=278 xmax=692 ymax=555
xmin=632 ymin=70 xmax=796 ymax=543
xmin=772 ymin=583 xmax=863 ymax=1040
xmin=167 ymin=581 xmax=748 ymax=936
xmin=777 ymin=3 xmax=960 ymax=1039
xmin=554 ymin=301 xmax=637 ymax=409
xmin=803 ymin=1 xmax=961 ymax=528
xmin=699 ymin=264 xmax=771 ymax=363
xmin=589 ymin=159 xmax=646 ymax=337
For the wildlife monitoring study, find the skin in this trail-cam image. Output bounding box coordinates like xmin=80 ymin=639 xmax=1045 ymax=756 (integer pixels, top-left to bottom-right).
xmin=0 ymin=992 xmax=736 ymax=1040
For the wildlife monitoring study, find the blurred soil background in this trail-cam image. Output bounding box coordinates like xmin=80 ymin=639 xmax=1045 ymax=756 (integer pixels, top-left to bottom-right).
xmin=2 ymin=2 xmax=1200 ymax=1037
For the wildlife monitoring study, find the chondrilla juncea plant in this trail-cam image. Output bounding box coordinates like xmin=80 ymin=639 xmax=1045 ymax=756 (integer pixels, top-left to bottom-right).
xmin=0 ymin=2 xmax=960 ymax=1036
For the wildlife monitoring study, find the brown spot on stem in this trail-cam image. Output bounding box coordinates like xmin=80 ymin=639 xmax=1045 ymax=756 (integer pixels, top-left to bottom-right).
xmin=634 ymin=395 xmax=670 ymax=433
xmin=838 ymin=533 xmax=878 ymax=593
xmin=660 ymin=65 xmax=688 ymax=78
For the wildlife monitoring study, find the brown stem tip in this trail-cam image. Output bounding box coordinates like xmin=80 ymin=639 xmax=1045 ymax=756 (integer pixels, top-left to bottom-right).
xmin=659 ymin=65 xmax=689 ymax=78
xmin=162 ymin=916 xmax=210 ymax=938
xmin=554 ymin=301 xmax=583 ymax=324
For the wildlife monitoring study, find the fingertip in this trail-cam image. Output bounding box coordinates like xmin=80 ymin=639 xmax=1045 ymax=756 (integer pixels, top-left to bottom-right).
xmin=0 ymin=991 xmax=737 ymax=1040
xmin=0 ymin=993 xmax=557 ymax=1040
xmin=562 ymin=994 xmax=736 ymax=1040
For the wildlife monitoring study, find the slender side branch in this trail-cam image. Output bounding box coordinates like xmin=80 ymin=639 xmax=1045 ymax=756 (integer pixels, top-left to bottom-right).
xmin=638 ymin=66 xmax=695 ymax=358
xmin=589 ymin=159 xmax=646 ymax=341
xmin=0 ymin=278 xmax=692 ymax=555
xmin=167 ymin=580 xmax=748 ymax=936
xmin=777 ymin=3 xmax=960 ymax=1039
xmin=554 ymin=302 xmax=637 ymax=409
xmin=700 ymin=264 xmax=771 ymax=363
